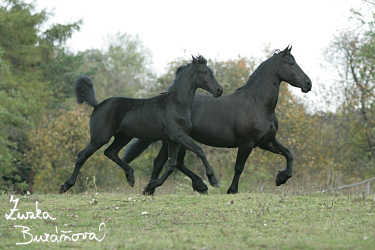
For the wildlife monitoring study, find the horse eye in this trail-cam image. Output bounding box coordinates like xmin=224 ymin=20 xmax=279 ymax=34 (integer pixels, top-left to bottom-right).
xmin=202 ymin=70 xmax=207 ymax=74
xmin=289 ymin=62 xmax=294 ymax=66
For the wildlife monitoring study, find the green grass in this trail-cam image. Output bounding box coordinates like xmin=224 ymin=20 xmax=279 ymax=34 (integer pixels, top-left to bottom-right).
xmin=1 ymin=189 xmax=374 ymax=249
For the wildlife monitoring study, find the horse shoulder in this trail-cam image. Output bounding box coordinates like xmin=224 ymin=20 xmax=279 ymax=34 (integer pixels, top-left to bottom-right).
xmin=254 ymin=113 xmax=278 ymax=146
xmin=233 ymin=107 xmax=278 ymax=145
xmin=164 ymin=103 xmax=192 ymax=133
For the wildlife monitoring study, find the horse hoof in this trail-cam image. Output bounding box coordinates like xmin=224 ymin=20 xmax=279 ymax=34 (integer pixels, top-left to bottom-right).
xmin=211 ymin=183 xmax=220 ymax=188
xmin=197 ymin=190 xmax=208 ymax=195
xmin=275 ymin=174 xmax=284 ymax=186
xmin=275 ymin=178 xmax=282 ymax=186
xmin=127 ymin=180 xmax=135 ymax=187
xmin=192 ymin=180 xmax=208 ymax=193
xmin=275 ymin=171 xmax=291 ymax=186
xmin=142 ymin=189 xmax=155 ymax=196
xmin=59 ymin=184 xmax=67 ymax=194
xmin=125 ymin=169 xmax=135 ymax=187
xmin=227 ymin=189 xmax=238 ymax=194
xmin=143 ymin=184 xmax=155 ymax=195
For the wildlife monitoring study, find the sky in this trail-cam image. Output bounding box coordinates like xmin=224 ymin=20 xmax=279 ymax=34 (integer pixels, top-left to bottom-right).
xmin=32 ymin=0 xmax=366 ymax=104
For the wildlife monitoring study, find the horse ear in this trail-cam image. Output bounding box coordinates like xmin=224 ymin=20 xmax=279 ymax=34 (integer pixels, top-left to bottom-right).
xmin=192 ymin=55 xmax=198 ymax=65
xmin=288 ymin=45 xmax=292 ymax=52
xmin=282 ymin=46 xmax=289 ymax=57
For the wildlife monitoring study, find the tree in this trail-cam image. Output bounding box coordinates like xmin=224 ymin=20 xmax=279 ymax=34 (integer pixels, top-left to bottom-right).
xmin=0 ymin=0 xmax=82 ymax=70
xmin=26 ymin=106 xmax=129 ymax=193
xmin=0 ymin=0 xmax=83 ymax=191
xmin=40 ymin=48 xmax=96 ymax=107
xmin=80 ymin=33 xmax=155 ymax=100
xmin=324 ymin=1 xmax=375 ymax=182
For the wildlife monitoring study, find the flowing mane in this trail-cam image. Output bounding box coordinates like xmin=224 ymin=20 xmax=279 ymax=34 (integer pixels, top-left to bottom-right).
xmin=271 ymin=49 xmax=281 ymax=55
xmin=235 ymin=50 xmax=280 ymax=92
xmin=175 ymin=55 xmax=207 ymax=76
xmin=161 ymin=56 xmax=208 ymax=95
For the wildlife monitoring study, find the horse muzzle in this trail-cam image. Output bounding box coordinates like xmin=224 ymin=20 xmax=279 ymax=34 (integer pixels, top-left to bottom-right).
xmin=301 ymin=80 xmax=312 ymax=93
xmin=213 ymin=86 xmax=223 ymax=98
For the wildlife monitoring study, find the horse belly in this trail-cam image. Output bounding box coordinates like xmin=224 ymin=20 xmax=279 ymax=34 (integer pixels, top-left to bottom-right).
xmin=120 ymin=111 xmax=168 ymax=140
xmin=190 ymin=125 xmax=237 ymax=148
xmin=190 ymin=99 xmax=238 ymax=147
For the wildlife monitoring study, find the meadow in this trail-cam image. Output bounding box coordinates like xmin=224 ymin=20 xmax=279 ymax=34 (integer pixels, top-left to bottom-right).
xmin=1 ymin=183 xmax=374 ymax=250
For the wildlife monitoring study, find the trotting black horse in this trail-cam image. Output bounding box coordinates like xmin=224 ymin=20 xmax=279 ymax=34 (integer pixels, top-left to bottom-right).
xmin=59 ymin=56 xmax=223 ymax=194
xmin=122 ymin=46 xmax=312 ymax=195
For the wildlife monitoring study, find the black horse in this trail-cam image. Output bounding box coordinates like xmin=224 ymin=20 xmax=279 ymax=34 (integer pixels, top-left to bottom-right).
xmin=122 ymin=46 xmax=312 ymax=195
xmin=59 ymin=56 xmax=223 ymax=194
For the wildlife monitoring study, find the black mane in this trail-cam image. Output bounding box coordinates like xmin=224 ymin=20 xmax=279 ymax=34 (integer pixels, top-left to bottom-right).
xmin=176 ymin=64 xmax=190 ymax=76
xmin=235 ymin=50 xmax=279 ymax=92
xmin=195 ymin=55 xmax=207 ymax=65
xmin=162 ymin=55 xmax=209 ymax=95
xmin=175 ymin=55 xmax=207 ymax=76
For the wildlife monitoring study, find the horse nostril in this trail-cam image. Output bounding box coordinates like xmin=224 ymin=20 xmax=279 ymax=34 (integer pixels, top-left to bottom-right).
xmin=306 ymin=82 xmax=312 ymax=89
xmin=217 ymin=87 xmax=223 ymax=95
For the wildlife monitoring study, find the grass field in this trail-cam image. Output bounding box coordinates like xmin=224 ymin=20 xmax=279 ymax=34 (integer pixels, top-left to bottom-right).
xmin=1 ymin=186 xmax=374 ymax=249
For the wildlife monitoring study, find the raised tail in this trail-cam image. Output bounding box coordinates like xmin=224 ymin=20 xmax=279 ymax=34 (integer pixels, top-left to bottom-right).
xmin=122 ymin=139 xmax=155 ymax=164
xmin=74 ymin=76 xmax=99 ymax=108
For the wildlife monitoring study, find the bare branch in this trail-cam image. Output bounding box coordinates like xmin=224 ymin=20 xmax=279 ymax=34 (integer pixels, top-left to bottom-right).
xmin=363 ymin=0 xmax=375 ymax=6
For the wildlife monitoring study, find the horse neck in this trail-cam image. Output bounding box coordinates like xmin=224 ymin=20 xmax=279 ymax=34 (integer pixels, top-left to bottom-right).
xmin=167 ymin=67 xmax=197 ymax=108
xmin=237 ymin=57 xmax=282 ymax=114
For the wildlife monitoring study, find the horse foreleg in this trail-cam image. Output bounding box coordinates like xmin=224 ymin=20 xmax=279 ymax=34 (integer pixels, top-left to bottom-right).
xmin=171 ymin=133 xmax=219 ymax=188
xmin=259 ymin=138 xmax=293 ymax=186
xmin=144 ymin=142 xmax=208 ymax=195
xmin=175 ymin=146 xmax=208 ymax=194
xmin=143 ymin=141 xmax=180 ymax=193
xmin=60 ymin=141 xmax=104 ymax=194
xmin=104 ymin=133 xmax=135 ymax=187
xmin=227 ymin=146 xmax=252 ymax=194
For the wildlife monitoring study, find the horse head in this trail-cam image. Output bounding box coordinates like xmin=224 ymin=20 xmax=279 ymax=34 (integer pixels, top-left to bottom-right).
xmin=192 ymin=55 xmax=223 ymax=98
xmin=276 ymin=45 xmax=312 ymax=93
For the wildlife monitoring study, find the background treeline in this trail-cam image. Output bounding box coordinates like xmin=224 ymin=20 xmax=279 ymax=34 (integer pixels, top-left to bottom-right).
xmin=1 ymin=0 xmax=374 ymax=193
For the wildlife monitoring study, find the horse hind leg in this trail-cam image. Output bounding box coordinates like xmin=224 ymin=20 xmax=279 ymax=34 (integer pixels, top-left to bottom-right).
xmin=104 ymin=133 xmax=135 ymax=187
xmin=150 ymin=141 xmax=169 ymax=181
xmin=227 ymin=146 xmax=252 ymax=194
xmin=60 ymin=141 xmax=105 ymax=194
xmin=143 ymin=141 xmax=169 ymax=195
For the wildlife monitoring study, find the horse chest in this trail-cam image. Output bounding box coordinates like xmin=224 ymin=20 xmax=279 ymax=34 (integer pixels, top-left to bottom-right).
xmin=173 ymin=116 xmax=192 ymax=132
xmin=255 ymin=122 xmax=277 ymax=146
xmin=237 ymin=118 xmax=277 ymax=145
xmin=166 ymin=108 xmax=192 ymax=132
xmin=266 ymin=122 xmax=277 ymax=138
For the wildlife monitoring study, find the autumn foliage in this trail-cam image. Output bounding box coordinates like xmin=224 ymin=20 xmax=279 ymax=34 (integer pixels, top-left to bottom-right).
xmin=1 ymin=0 xmax=374 ymax=193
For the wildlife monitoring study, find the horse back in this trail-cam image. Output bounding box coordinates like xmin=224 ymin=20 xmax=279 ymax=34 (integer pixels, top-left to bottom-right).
xmin=90 ymin=96 xmax=169 ymax=140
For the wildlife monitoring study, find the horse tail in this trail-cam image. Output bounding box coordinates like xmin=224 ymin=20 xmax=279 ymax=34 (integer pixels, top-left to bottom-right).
xmin=122 ymin=139 xmax=155 ymax=163
xmin=74 ymin=76 xmax=99 ymax=108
